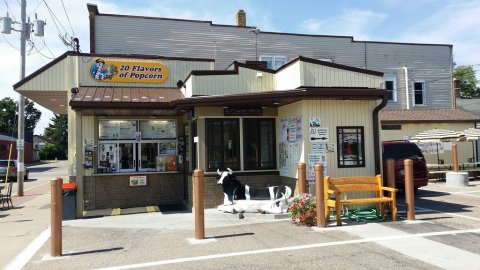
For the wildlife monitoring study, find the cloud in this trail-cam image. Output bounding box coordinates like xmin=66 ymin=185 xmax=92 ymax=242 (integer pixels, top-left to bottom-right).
xmin=300 ymin=9 xmax=388 ymax=40
xmin=397 ymin=0 xmax=480 ymax=73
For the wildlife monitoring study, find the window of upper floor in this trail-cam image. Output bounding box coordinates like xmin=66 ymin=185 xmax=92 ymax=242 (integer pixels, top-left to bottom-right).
xmin=259 ymin=55 xmax=287 ymax=70
xmin=384 ymin=74 xmax=397 ymax=102
xmin=413 ymin=80 xmax=426 ymax=106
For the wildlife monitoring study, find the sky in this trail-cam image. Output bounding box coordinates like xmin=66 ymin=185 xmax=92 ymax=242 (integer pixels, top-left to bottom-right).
xmin=1 ymin=0 xmax=479 ymax=135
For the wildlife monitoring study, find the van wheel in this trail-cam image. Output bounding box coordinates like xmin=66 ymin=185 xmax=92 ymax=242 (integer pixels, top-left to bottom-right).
xmin=414 ymin=187 xmax=419 ymax=194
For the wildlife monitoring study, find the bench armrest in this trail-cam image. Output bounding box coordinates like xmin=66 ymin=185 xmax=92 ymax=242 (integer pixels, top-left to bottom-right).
xmin=381 ymin=186 xmax=398 ymax=193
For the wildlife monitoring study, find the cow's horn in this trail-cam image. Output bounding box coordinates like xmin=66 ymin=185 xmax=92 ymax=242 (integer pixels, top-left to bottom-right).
xmin=217 ymin=169 xmax=222 ymax=176
xmin=227 ymin=168 xmax=233 ymax=175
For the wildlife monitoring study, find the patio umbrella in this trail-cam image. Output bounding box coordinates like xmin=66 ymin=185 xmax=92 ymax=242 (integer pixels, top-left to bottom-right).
xmin=464 ymin=128 xmax=480 ymax=141
xmin=463 ymin=128 xmax=480 ymax=162
xmin=409 ymin=129 xmax=465 ymax=164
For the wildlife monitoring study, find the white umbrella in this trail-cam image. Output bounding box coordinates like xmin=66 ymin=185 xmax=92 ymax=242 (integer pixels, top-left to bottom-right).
xmin=464 ymin=128 xmax=480 ymax=141
xmin=409 ymin=129 xmax=465 ymax=143
xmin=409 ymin=129 xmax=465 ymax=164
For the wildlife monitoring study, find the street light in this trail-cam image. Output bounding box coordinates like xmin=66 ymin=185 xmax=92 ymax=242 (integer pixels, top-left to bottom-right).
xmin=249 ymin=28 xmax=260 ymax=60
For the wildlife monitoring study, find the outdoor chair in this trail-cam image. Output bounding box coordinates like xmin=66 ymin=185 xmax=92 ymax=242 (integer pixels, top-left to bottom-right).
xmin=0 ymin=182 xmax=13 ymax=209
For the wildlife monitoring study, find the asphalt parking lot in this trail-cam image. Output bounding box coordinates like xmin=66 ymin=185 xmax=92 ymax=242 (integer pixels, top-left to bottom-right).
xmin=4 ymin=179 xmax=477 ymax=270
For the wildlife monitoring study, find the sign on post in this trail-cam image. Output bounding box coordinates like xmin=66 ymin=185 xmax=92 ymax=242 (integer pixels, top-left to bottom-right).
xmin=16 ymin=139 xmax=24 ymax=150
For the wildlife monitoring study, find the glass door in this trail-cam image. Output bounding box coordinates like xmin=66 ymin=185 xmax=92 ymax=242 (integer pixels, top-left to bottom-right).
xmin=139 ymin=142 xmax=158 ymax=172
xmin=118 ymin=142 xmax=136 ymax=172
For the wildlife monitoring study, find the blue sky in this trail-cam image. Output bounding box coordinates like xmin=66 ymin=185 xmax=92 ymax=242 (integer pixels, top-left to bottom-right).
xmin=1 ymin=0 xmax=479 ymax=134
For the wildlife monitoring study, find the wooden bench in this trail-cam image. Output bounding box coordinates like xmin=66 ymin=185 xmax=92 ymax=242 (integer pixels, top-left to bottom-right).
xmin=324 ymin=175 xmax=397 ymax=226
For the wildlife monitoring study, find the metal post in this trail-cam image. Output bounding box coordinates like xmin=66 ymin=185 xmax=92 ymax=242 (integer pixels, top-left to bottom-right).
xmin=193 ymin=169 xmax=205 ymax=240
xmin=16 ymin=0 xmax=26 ymax=197
xmin=297 ymin=162 xmax=306 ymax=195
xmin=386 ymin=159 xmax=395 ymax=188
xmin=315 ymin=164 xmax=325 ymax=228
xmin=50 ymin=177 xmax=62 ymax=256
xmin=452 ymin=143 xmax=459 ymax=172
xmin=404 ymin=159 xmax=415 ymax=220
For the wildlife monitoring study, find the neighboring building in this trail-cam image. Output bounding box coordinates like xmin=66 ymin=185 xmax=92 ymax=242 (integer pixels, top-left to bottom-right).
xmin=11 ymin=5 xmax=480 ymax=217
xmin=33 ymin=135 xmax=51 ymax=161
xmin=0 ymin=133 xmax=34 ymax=163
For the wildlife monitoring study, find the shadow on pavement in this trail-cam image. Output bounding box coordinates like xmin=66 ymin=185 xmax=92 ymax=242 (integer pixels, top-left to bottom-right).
xmin=207 ymin=232 xmax=255 ymax=239
xmin=63 ymin=247 xmax=124 ymax=256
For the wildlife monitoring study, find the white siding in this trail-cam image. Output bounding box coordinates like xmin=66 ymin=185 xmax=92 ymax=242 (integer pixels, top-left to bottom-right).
xmin=275 ymin=62 xmax=302 ymax=90
xmin=191 ymin=67 xmax=274 ymax=96
xmin=278 ymin=100 xmax=378 ymax=180
xmin=301 ymin=62 xmax=383 ymax=88
xmin=17 ymin=56 xmax=75 ymax=91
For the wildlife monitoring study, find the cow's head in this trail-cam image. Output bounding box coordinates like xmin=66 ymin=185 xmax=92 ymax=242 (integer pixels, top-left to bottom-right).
xmin=216 ymin=168 xmax=233 ymax=185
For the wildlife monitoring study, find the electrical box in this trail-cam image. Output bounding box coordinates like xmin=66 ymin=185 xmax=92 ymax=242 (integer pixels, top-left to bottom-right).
xmin=1 ymin=16 xmax=12 ymax=34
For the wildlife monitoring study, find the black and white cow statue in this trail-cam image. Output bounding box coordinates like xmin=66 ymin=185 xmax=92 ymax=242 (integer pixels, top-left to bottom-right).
xmin=216 ymin=168 xmax=292 ymax=214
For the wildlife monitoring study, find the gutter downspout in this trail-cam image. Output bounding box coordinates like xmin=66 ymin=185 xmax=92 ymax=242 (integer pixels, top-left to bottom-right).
xmin=373 ymin=92 xmax=389 ymax=175
xmin=403 ymin=67 xmax=409 ymax=110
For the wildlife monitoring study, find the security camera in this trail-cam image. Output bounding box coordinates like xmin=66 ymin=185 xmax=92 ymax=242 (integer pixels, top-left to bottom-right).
xmin=71 ymin=87 xmax=79 ymax=94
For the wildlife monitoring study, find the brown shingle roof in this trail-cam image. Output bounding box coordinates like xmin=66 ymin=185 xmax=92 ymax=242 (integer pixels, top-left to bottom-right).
xmin=380 ymin=109 xmax=480 ymax=123
xmin=70 ymin=87 xmax=184 ymax=109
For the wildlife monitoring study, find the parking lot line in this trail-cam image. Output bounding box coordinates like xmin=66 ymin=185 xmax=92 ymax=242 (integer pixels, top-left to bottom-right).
xmin=93 ymin=227 xmax=480 ymax=270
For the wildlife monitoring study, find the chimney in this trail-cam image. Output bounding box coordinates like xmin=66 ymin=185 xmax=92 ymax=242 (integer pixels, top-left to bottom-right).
xmin=236 ymin=10 xmax=246 ymax=27
xmin=453 ymin=79 xmax=461 ymax=109
xmin=453 ymin=79 xmax=461 ymax=97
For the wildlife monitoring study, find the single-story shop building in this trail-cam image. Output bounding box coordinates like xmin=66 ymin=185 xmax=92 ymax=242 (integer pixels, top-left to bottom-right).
xmin=14 ymin=51 xmax=390 ymax=217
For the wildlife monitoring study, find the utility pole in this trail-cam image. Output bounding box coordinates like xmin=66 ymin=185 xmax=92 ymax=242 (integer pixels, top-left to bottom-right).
xmin=17 ymin=0 xmax=26 ymax=196
xmin=1 ymin=0 xmax=45 ymax=196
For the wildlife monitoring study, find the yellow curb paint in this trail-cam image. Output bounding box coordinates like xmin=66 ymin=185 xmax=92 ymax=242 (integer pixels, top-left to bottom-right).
xmin=146 ymin=206 xmax=159 ymax=212
xmin=111 ymin=208 xmax=121 ymax=216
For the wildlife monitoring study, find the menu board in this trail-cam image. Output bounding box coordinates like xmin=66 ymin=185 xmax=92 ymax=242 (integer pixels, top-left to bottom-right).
xmin=99 ymin=120 xmax=137 ymax=140
xmin=140 ymin=120 xmax=176 ymax=139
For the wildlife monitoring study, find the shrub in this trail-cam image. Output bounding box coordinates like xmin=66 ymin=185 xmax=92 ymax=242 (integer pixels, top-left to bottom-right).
xmin=288 ymin=193 xmax=316 ymax=226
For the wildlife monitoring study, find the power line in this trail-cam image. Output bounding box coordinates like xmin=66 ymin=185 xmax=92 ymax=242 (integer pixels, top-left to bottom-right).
xmin=39 ymin=36 xmax=55 ymax=58
xmin=42 ymin=0 xmax=64 ymax=36
xmin=60 ymin=0 xmax=75 ymax=36
xmin=3 ymin=0 xmax=18 ymax=21
xmin=28 ymin=0 xmax=44 ymax=18
xmin=2 ymin=33 xmax=19 ymax=50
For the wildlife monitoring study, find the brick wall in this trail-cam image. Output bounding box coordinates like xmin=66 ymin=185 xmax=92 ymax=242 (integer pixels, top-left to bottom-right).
xmin=84 ymin=173 xmax=184 ymax=210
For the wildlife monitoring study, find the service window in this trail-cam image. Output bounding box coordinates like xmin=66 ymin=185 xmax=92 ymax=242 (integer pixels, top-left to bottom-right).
xmin=337 ymin=126 xmax=365 ymax=167
xmin=206 ymin=119 xmax=240 ymax=171
xmin=243 ymin=118 xmax=276 ymax=170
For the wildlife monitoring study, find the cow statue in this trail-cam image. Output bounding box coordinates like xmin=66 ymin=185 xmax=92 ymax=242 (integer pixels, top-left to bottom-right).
xmin=216 ymin=168 xmax=292 ymax=214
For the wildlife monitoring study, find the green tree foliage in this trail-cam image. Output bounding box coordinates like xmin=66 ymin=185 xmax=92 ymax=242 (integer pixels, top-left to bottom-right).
xmin=0 ymin=97 xmax=42 ymax=136
xmin=453 ymin=65 xmax=480 ymax=97
xmin=43 ymin=114 xmax=68 ymax=160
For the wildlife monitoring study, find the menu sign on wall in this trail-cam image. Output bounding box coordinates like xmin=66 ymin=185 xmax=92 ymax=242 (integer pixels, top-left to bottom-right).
xmin=140 ymin=120 xmax=176 ymax=139
xmin=90 ymin=58 xmax=169 ymax=84
xmin=99 ymin=120 xmax=137 ymax=140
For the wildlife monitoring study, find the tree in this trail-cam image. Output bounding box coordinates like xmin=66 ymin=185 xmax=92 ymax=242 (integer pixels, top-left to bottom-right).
xmin=0 ymin=97 xmax=42 ymax=136
xmin=43 ymin=114 xmax=68 ymax=160
xmin=453 ymin=65 xmax=480 ymax=97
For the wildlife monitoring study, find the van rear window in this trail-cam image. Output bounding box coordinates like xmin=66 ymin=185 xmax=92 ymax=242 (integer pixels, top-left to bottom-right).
xmin=0 ymin=161 xmax=14 ymax=166
xmin=383 ymin=144 xmax=424 ymax=160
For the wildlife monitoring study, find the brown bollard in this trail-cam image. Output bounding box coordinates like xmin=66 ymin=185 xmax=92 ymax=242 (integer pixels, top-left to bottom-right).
xmin=50 ymin=177 xmax=62 ymax=256
xmin=453 ymin=143 xmax=459 ymax=172
xmin=193 ymin=169 xmax=205 ymax=240
xmin=315 ymin=164 xmax=326 ymax=228
xmin=404 ymin=159 xmax=415 ymax=221
xmin=297 ymin=163 xmax=307 ymax=194
xmin=386 ymin=159 xmax=395 ymax=189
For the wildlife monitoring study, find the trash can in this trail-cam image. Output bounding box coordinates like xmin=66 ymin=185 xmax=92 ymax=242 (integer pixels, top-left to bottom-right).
xmin=62 ymin=182 xmax=76 ymax=220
